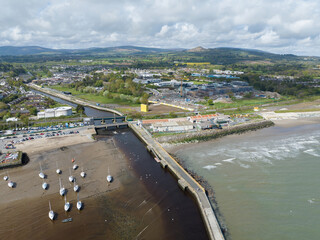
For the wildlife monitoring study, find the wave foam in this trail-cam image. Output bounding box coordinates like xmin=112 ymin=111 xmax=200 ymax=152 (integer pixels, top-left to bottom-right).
xmin=203 ymin=165 xmax=217 ymax=170
xmin=222 ymin=158 xmax=235 ymax=163
xmin=303 ymin=149 xmax=320 ymax=157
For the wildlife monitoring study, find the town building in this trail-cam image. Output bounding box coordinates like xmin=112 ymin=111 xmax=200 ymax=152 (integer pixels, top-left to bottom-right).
xmin=37 ymin=106 xmax=72 ymax=119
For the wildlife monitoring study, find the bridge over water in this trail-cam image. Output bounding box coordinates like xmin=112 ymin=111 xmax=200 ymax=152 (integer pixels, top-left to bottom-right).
xmin=92 ymin=116 xmax=126 ymax=125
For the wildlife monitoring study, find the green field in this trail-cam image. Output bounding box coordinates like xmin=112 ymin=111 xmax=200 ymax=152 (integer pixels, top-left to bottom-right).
xmin=213 ymin=98 xmax=283 ymax=110
xmin=49 ymin=85 xmax=140 ymax=106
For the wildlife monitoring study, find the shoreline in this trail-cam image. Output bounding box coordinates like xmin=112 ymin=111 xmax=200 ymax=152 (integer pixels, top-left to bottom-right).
xmin=157 ymin=120 xmax=274 ymax=145
xmin=163 ymin=117 xmax=320 ymax=152
xmin=165 ymin=116 xmax=320 ymax=240
xmin=171 ymin=152 xmax=230 ymax=238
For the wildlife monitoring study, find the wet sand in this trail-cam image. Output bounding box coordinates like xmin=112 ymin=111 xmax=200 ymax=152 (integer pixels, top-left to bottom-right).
xmin=14 ymin=127 xmax=96 ymax=155
xmin=0 ymin=131 xmax=172 ymax=240
xmin=0 ymin=128 xmax=209 ymax=240
xmin=272 ymin=117 xmax=320 ymax=127
xmin=0 ymin=136 xmax=150 ymax=239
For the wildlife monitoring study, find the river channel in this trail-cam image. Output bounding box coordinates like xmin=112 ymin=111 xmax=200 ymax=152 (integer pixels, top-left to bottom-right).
xmin=30 ymin=89 xmax=209 ymax=239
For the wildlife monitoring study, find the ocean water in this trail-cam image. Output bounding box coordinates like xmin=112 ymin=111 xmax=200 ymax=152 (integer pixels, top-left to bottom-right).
xmin=175 ymin=123 xmax=320 ymax=240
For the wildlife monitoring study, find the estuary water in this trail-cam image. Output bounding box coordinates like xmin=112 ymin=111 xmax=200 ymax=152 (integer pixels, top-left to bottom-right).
xmin=174 ymin=122 xmax=320 ymax=240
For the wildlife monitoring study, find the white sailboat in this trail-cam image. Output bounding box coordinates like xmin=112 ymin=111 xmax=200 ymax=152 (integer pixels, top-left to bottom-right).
xmin=39 ymin=163 xmax=45 ymax=179
xmin=64 ymin=195 xmax=70 ymax=212
xmin=8 ymin=180 xmax=14 ymax=188
xmin=73 ymin=164 xmax=78 ymax=170
xmin=56 ymin=161 xmax=62 ymax=174
xmin=59 ymin=177 xmax=66 ymax=196
xmin=80 ymin=167 xmax=86 ymax=178
xmin=42 ymin=179 xmax=48 ymax=190
xmin=76 ymin=193 xmax=83 ymax=210
xmin=6 ymin=172 xmax=14 ymax=188
xmin=49 ymin=201 xmax=55 ymax=220
xmin=73 ymin=179 xmax=79 ymax=192
xmin=106 ymin=167 xmax=113 ymax=183
xmin=68 ymin=168 xmax=74 ymax=183
xmin=3 ymin=171 xmax=9 ymax=181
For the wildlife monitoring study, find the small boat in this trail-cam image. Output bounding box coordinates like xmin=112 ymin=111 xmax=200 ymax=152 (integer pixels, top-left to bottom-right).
xmin=76 ymin=193 xmax=83 ymax=210
xmin=56 ymin=162 xmax=62 ymax=174
xmin=73 ymin=180 xmax=79 ymax=192
xmin=49 ymin=201 xmax=55 ymax=220
xmin=80 ymin=167 xmax=86 ymax=178
xmin=62 ymin=217 xmax=73 ymax=223
xmin=106 ymin=167 xmax=113 ymax=183
xmin=106 ymin=175 xmax=113 ymax=183
xmin=68 ymin=168 xmax=74 ymax=183
xmin=8 ymin=181 xmax=14 ymax=188
xmin=39 ymin=163 xmax=45 ymax=179
xmin=59 ymin=177 xmax=66 ymax=196
xmin=73 ymin=164 xmax=78 ymax=170
xmin=64 ymin=195 xmax=70 ymax=212
xmin=71 ymin=158 xmax=75 ymax=163
xmin=77 ymin=201 xmax=82 ymax=210
xmin=42 ymin=181 xmax=48 ymax=190
xmin=3 ymin=171 xmax=9 ymax=181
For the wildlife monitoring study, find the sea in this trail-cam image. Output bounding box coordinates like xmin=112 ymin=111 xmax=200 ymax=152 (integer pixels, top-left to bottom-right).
xmin=174 ymin=122 xmax=320 ymax=240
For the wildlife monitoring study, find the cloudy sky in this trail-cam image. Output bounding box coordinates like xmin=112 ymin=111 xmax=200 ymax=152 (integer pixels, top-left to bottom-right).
xmin=0 ymin=0 xmax=320 ymax=56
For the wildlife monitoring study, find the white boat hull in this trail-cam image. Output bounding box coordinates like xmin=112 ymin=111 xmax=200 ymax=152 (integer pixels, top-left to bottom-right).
xmin=64 ymin=202 xmax=70 ymax=212
xmin=69 ymin=176 xmax=74 ymax=183
xmin=49 ymin=210 xmax=55 ymax=220
xmin=77 ymin=201 xmax=82 ymax=210
xmin=8 ymin=181 xmax=14 ymax=188
xmin=60 ymin=188 xmax=66 ymax=196
xmin=107 ymin=175 xmax=113 ymax=183
xmin=42 ymin=182 xmax=48 ymax=190
xmin=74 ymin=185 xmax=79 ymax=192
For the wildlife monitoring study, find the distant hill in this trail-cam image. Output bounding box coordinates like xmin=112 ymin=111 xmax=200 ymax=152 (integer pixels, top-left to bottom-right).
xmin=177 ymin=47 xmax=310 ymax=64
xmin=186 ymin=46 xmax=208 ymax=53
xmin=0 ymin=46 xmax=59 ymax=56
xmin=0 ymin=45 xmax=319 ymax=65
xmin=0 ymin=45 xmax=176 ymax=56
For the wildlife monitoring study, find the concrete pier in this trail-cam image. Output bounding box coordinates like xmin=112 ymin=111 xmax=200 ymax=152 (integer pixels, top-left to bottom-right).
xmin=129 ymin=123 xmax=225 ymax=240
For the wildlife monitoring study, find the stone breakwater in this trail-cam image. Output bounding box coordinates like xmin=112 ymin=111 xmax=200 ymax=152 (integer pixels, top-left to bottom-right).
xmin=156 ymin=120 xmax=275 ymax=143
xmin=171 ymin=153 xmax=230 ymax=239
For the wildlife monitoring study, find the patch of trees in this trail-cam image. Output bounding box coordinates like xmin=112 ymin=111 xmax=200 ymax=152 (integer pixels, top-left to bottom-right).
xmin=1 ymin=94 xmax=19 ymax=104
xmin=241 ymin=74 xmax=320 ymax=98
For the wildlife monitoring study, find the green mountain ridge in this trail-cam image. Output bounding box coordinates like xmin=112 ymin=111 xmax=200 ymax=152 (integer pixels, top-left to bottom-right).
xmin=0 ymin=45 xmax=319 ymax=65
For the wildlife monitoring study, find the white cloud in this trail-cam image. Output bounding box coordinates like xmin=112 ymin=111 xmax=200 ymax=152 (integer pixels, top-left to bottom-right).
xmin=0 ymin=0 xmax=319 ymax=55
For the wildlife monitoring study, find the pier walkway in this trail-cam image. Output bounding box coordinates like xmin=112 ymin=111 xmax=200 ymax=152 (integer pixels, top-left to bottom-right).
xmin=130 ymin=123 xmax=225 ymax=240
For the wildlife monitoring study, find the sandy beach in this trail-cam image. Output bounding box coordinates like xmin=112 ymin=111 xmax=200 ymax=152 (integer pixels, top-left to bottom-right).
xmin=14 ymin=127 xmax=96 ymax=155
xmin=0 ymin=129 xmax=132 ymax=239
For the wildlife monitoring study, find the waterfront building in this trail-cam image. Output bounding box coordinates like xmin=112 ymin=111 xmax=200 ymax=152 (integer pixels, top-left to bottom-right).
xmin=37 ymin=106 xmax=72 ymax=119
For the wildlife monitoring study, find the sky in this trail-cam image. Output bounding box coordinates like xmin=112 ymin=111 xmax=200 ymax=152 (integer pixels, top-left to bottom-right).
xmin=0 ymin=0 xmax=320 ymax=56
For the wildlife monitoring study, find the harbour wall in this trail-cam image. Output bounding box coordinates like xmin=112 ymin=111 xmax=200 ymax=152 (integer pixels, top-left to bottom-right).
xmin=129 ymin=122 xmax=225 ymax=240
xmin=28 ymin=84 xmax=123 ymax=116
xmin=156 ymin=120 xmax=275 ymax=143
